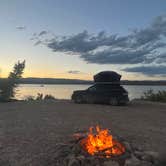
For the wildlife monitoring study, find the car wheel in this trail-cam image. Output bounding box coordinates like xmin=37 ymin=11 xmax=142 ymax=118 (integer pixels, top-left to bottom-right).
xmin=109 ymin=98 xmax=118 ymax=106
xmin=74 ymin=96 xmax=83 ymax=104
xmin=86 ymin=97 xmax=95 ymax=104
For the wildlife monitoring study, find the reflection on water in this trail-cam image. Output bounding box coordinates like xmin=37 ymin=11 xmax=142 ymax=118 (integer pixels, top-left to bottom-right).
xmin=16 ymin=84 xmax=166 ymax=100
xmin=16 ymin=84 xmax=90 ymax=100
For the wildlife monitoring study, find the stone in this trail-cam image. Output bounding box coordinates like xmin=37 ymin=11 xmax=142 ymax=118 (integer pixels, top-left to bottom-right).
xmin=134 ymin=150 xmax=143 ymax=160
xmin=144 ymin=151 xmax=159 ymax=159
xmin=141 ymin=154 xmax=153 ymax=163
xmin=139 ymin=161 xmax=153 ymax=166
xmin=77 ymin=155 xmax=85 ymax=159
xmin=133 ymin=145 xmax=143 ymax=152
xmin=75 ymin=155 xmax=86 ymax=165
xmin=125 ymin=154 xmax=142 ymax=166
xmin=103 ymin=160 xmax=119 ymax=166
xmin=71 ymin=143 xmax=82 ymax=154
xmin=54 ymin=145 xmax=71 ymax=158
xmin=51 ymin=139 xmax=160 ymax=166
xmin=68 ymin=158 xmax=80 ymax=166
xmin=76 ymin=155 xmax=85 ymax=161
xmin=156 ymin=152 xmax=166 ymax=166
xmin=123 ymin=141 xmax=133 ymax=153
xmin=125 ymin=156 xmax=153 ymax=166
xmin=141 ymin=151 xmax=159 ymax=164
xmin=65 ymin=154 xmax=76 ymax=162
xmin=85 ymin=157 xmax=103 ymax=166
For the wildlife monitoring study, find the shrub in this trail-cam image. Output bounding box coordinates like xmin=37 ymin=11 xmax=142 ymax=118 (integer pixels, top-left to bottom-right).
xmin=44 ymin=94 xmax=56 ymax=100
xmin=141 ymin=89 xmax=166 ymax=102
xmin=24 ymin=96 xmax=35 ymax=101
xmin=24 ymin=94 xmax=56 ymax=101
xmin=36 ymin=93 xmax=43 ymax=100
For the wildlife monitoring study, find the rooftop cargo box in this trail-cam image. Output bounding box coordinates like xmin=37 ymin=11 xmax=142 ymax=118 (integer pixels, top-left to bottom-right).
xmin=94 ymin=71 xmax=121 ymax=83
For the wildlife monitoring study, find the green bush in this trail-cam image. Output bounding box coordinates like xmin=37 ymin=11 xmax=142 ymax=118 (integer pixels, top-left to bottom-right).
xmin=36 ymin=93 xmax=43 ymax=100
xmin=25 ymin=94 xmax=56 ymax=101
xmin=44 ymin=94 xmax=56 ymax=100
xmin=24 ymin=96 xmax=35 ymax=101
xmin=141 ymin=89 xmax=166 ymax=102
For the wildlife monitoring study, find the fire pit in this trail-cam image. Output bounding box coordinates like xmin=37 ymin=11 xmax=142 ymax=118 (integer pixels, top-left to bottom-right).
xmin=80 ymin=125 xmax=125 ymax=158
xmin=49 ymin=125 xmax=161 ymax=166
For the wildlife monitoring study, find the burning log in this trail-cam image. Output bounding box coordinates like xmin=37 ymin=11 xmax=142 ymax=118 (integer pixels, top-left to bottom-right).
xmin=80 ymin=125 xmax=125 ymax=158
xmin=45 ymin=126 xmax=161 ymax=166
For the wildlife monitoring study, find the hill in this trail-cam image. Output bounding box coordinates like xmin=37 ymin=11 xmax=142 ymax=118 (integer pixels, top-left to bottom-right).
xmin=0 ymin=77 xmax=166 ymax=85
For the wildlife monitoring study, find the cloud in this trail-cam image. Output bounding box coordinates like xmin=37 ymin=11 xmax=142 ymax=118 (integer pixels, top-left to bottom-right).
xmin=67 ymin=70 xmax=82 ymax=74
xmin=34 ymin=40 xmax=42 ymax=46
xmin=47 ymin=30 xmax=130 ymax=54
xmin=38 ymin=31 xmax=48 ymax=36
xmin=33 ymin=14 xmax=166 ymax=76
xmin=81 ymin=47 xmax=154 ymax=64
xmin=123 ymin=65 xmax=166 ymax=76
xmin=16 ymin=26 xmax=26 ymax=30
xmin=40 ymin=15 xmax=166 ymax=66
xmin=154 ymin=52 xmax=166 ymax=63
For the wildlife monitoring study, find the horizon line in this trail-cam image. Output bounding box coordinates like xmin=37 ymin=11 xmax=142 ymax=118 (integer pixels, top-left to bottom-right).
xmin=1 ymin=77 xmax=166 ymax=82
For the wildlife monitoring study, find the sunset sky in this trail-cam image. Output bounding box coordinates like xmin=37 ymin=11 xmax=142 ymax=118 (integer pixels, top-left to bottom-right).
xmin=0 ymin=0 xmax=166 ymax=80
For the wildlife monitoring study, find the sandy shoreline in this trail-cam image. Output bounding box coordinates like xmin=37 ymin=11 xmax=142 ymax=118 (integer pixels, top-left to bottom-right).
xmin=0 ymin=100 xmax=166 ymax=165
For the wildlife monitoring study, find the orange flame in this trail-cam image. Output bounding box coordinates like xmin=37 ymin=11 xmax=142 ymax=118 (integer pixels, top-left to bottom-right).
xmin=80 ymin=125 xmax=125 ymax=158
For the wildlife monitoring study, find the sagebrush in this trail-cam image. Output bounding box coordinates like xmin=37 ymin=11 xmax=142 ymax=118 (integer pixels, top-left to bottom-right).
xmin=141 ymin=89 xmax=166 ymax=102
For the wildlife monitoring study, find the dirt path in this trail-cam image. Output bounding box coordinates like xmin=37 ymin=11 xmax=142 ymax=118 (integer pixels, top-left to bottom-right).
xmin=0 ymin=100 xmax=166 ymax=165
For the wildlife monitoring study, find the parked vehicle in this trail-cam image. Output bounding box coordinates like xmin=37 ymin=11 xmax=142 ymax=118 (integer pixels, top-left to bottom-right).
xmin=72 ymin=83 xmax=129 ymax=105
xmin=71 ymin=71 xmax=129 ymax=105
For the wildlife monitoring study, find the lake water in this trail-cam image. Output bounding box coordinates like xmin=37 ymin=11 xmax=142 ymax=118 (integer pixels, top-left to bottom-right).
xmin=15 ymin=84 xmax=166 ymax=100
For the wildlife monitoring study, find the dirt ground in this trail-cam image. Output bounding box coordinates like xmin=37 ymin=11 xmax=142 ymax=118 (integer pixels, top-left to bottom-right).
xmin=0 ymin=100 xmax=166 ymax=165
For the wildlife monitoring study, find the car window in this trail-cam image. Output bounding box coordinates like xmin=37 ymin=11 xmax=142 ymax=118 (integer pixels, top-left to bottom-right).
xmin=95 ymin=84 xmax=111 ymax=90
xmin=92 ymin=84 xmax=122 ymax=91
xmin=88 ymin=86 xmax=96 ymax=91
xmin=95 ymin=84 xmax=105 ymax=90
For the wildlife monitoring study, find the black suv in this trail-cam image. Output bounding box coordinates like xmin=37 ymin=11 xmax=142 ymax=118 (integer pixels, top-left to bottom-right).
xmin=71 ymin=83 xmax=129 ymax=105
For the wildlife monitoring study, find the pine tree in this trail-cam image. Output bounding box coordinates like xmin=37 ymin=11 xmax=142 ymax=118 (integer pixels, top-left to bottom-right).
xmin=0 ymin=61 xmax=25 ymax=101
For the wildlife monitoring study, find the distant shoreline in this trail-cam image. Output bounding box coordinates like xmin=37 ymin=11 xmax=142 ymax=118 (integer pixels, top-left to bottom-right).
xmin=18 ymin=83 xmax=166 ymax=86
xmin=1 ymin=78 xmax=166 ymax=85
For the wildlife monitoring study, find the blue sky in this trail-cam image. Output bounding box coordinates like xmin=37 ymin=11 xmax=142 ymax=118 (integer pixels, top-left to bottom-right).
xmin=0 ymin=0 xmax=166 ymax=80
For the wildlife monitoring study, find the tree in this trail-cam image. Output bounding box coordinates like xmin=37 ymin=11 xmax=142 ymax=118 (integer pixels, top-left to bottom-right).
xmin=0 ymin=61 xmax=25 ymax=101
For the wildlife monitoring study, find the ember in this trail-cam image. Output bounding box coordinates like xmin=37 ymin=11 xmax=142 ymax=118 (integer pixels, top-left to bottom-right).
xmin=50 ymin=127 xmax=160 ymax=166
xmin=80 ymin=125 xmax=125 ymax=158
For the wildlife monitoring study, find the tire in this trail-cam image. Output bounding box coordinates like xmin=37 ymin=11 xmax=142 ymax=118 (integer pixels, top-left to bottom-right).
xmin=86 ymin=97 xmax=95 ymax=104
xmin=109 ymin=98 xmax=118 ymax=106
xmin=74 ymin=96 xmax=83 ymax=104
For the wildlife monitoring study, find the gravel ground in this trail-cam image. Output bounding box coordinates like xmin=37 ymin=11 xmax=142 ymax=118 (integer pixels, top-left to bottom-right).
xmin=0 ymin=100 xmax=166 ymax=165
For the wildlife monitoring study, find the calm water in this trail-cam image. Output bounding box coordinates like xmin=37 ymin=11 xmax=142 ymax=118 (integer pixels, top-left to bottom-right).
xmin=15 ymin=84 xmax=166 ymax=100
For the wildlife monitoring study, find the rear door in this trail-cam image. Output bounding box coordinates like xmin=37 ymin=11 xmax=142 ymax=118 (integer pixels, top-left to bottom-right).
xmin=86 ymin=84 xmax=105 ymax=103
xmin=88 ymin=84 xmax=110 ymax=103
xmin=85 ymin=85 xmax=97 ymax=103
xmin=97 ymin=84 xmax=112 ymax=102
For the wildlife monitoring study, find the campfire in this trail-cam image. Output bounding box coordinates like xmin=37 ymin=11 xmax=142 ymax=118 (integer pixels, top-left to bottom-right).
xmin=50 ymin=125 xmax=161 ymax=166
xmin=80 ymin=125 xmax=125 ymax=158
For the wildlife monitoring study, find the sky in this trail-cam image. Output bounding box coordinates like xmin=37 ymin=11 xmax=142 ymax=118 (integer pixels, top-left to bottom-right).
xmin=0 ymin=0 xmax=166 ymax=80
